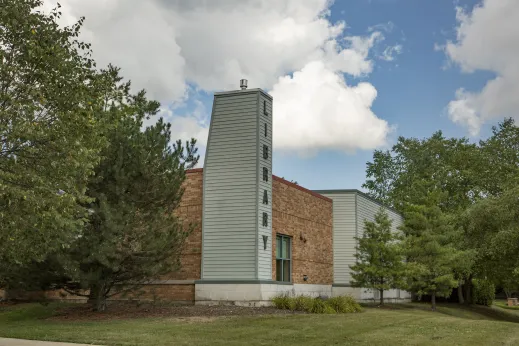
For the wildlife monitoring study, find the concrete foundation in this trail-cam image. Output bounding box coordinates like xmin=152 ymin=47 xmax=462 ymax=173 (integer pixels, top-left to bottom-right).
xmin=332 ymin=285 xmax=412 ymax=303
xmin=195 ymin=282 xmax=332 ymax=306
xmin=195 ymin=282 xmax=411 ymax=306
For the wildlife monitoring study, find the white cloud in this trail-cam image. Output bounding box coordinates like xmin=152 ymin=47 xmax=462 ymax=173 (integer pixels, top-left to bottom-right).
xmin=41 ymin=0 xmax=186 ymax=103
xmin=271 ymin=61 xmax=392 ymax=154
xmin=323 ymin=32 xmax=383 ymax=76
xmin=444 ymin=0 xmax=519 ymax=135
xmin=368 ymin=21 xmax=395 ymax=33
xmin=150 ymin=102 xmax=209 ymax=168
xmin=380 ymin=44 xmax=402 ymax=62
xmin=42 ymin=0 xmax=395 ymax=154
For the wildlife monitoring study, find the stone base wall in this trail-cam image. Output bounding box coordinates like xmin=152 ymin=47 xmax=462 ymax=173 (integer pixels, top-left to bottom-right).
xmin=195 ymin=282 xmax=333 ymax=306
xmin=332 ymin=286 xmax=412 ymax=303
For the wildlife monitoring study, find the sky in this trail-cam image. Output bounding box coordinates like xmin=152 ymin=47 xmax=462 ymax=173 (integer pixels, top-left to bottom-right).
xmin=41 ymin=0 xmax=519 ymax=190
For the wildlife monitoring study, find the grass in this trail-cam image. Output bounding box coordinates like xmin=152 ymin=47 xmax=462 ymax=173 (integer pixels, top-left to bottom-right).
xmin=495 ymin=299 xmax=519 ymax=311
xmin=2 ymin=303 xmax=519 ymax=345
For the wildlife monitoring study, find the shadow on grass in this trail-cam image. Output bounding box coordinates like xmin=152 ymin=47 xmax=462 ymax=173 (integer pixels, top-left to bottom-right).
xmin=362 ymin=302 xmax=519 ymax=324
xmin=494 ymin=300 xmax=519 ymax=311
xmin=0 ymin=303 xmax=61 ymax=323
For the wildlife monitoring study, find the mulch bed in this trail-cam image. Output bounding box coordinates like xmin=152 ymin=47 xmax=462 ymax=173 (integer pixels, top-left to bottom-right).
xmin=48 ymin=303 xmax=303 ymax=321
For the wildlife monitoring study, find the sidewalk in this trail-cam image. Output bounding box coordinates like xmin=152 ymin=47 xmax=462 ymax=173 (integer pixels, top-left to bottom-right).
xmin=0 ymin=338 xmax=100 ymax=346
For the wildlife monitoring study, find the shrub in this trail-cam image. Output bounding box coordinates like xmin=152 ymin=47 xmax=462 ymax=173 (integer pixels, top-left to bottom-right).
xmin=271 ymin=294 xmax=362 ymax=314
xmin=309 ymin=297 xmax=327 ymax=314
xmin=293 ymin=295 xmax=314 ymax=312
xmin=473 ymin=279 xmax=495 ymax=307
xmin=271 ymin=294 xmax=294 ymax=310
xmin=324 ymin=305 xmax=337 ymax=314
xmin=326 ymin=295 xmax=363 ymax=313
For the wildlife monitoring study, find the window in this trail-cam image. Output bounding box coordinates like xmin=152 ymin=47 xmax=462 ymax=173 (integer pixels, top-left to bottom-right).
xmin=263 ymin=145 xmax=269 ymax=159
xmin=263 ymin=100 xmax=268 ymax=115
xmin=263 ymin=167 xmax=268 ymax=182
xmin=264 ymin=123 xmax=267 ymax=137
xmin=262 ymin=212 xmax=268 ymax=227
xmin=276 ymin=234 xmax=291 ymax=282
xmin=263 ymin=190 xmax=268 ymax=204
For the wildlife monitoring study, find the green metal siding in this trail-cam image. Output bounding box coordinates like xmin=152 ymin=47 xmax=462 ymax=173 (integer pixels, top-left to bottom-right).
xmin=202 ymin=91 xmax=258 ymax=280
xmin=202 ymin=88 xmax=273 ymax=280
xmin=355 ymin=193 xmax=403 ymax=238
xmin=314 ymin=190 xmax=404 ymax=285
xmin=317 ymin=191 xmax=357 ymax=284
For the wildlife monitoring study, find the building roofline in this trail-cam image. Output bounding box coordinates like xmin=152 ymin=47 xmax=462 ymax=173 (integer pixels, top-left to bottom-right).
xmin=273 ymin=175 xmax=332 ymax=202
xmin=312 ymin=189 xmax=402 ymax=216
xmin=186 ymin=168 xmax=203 ymax=174
xmin=214 ymin=88 xmax=273 ymax=100
xmin=185 ymin=168 xmax=331 ymax=203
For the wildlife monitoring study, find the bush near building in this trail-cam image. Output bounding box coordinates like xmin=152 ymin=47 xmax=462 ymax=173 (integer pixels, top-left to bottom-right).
xmin=271 ymin=294 xmax=362 ymax=314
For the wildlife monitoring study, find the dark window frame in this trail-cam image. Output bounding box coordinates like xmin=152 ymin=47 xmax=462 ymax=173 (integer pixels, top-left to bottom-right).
xmin=276 ymin=234 xmax=292 ymax=282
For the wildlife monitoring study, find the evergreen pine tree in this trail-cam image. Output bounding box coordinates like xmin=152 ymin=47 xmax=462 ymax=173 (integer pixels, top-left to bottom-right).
xmin=60 ymin=89 xmax=199 ymax=311
xmin=400 ymin=192 xmax=462 ymax=311
xmin=350 ymin=208 xmax=404 ymax=305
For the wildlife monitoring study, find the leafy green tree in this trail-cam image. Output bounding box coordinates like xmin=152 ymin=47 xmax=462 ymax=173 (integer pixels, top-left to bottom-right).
xmin=364 ymin=131 xmax=481 ymax=213
xmin=0 ymin=0 xmax=107 ymax=264
xmin=478 ymin=118 xmax=519 ymax=197
xmin=400 ymin=193 xmax=463 ymax=311
xmin=350 ymin=209 xmax=404 ymax=305
xmin=499 ymin=271 xmax=519 ymax=299
xmin=363 ymin=131 xmax=485 ymax=304
xmin=462 ymin=181 xmax=519 ymax=297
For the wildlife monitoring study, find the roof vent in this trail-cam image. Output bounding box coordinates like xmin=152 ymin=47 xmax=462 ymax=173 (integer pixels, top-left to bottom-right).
xmin=240 ymin=79 xmax=248 ymax=90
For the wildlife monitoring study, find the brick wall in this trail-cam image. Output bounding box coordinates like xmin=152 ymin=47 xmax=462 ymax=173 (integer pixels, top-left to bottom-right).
xmin=142 ymin=168 xmax=204 ymax=302
xmin=9 ymin=169 xmax=335 ymax=304
xmin=161 ymin=168 xmax=203 ymax=281
xmin=272 ymin=176 xmax=333 ymax=285
xmin=8 ymin=285 xmax=194 ymax=304
xmin=111 ymin=284 xmax=195 ymax=302
xmin=7 ymin=170 xmax=204 ymax=304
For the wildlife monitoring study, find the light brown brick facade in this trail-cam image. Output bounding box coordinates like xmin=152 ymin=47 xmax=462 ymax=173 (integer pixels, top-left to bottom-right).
xmin=172 ymin=170 xmax=334 ymax=287
xmin=9 ymin=170 xmax=204 ymax=304
xmin=163 ymin=169 xmax=203 ymax=281
xmin=271 ymin=176 xmax=333 ymax=285
xmin=150 ymin=168 xmax=204 ymax=302
xmin=14 ymin=169 xmax=334 ymax=303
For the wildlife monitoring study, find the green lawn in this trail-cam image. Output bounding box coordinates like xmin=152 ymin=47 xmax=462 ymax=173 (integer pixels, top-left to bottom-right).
xmin=2 ymin=303 xmax=519 ymax=346
xmin=495 ymin=299 xmax=519 ymax=311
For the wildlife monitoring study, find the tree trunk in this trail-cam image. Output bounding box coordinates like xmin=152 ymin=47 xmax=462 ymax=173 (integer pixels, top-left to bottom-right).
xmin=431 ymin=291 xmax=437 ymax=311
xmin=457 ymin=281 xmax=465 ymax=304
xmin=88 ymin=282 xmax=107 ymax=312
xmin=379 ymin=289 xmax=384 ymax=306
xmin=504 ymin=286 xmax=512 ymax=299
xmin=464 ymin=275 xmax=473 ymax=305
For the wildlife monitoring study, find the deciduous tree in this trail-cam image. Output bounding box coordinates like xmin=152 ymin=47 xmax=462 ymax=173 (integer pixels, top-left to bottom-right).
xmin=0 ymin=0 xmax=105 ymax=264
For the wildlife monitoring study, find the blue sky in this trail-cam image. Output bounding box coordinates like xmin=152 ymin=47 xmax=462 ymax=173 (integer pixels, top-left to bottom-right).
xmin=177 ymin=0 xmax=497 ymax=190
xmin=296 ymin=0 xmax=489 ymax=190
xmin=53 ymin=0 xmax=517 ymax=191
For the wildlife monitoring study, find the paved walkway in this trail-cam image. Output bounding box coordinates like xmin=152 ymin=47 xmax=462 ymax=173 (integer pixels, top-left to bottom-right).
xmin=0 ymin=338 xmax=100 ymax=346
